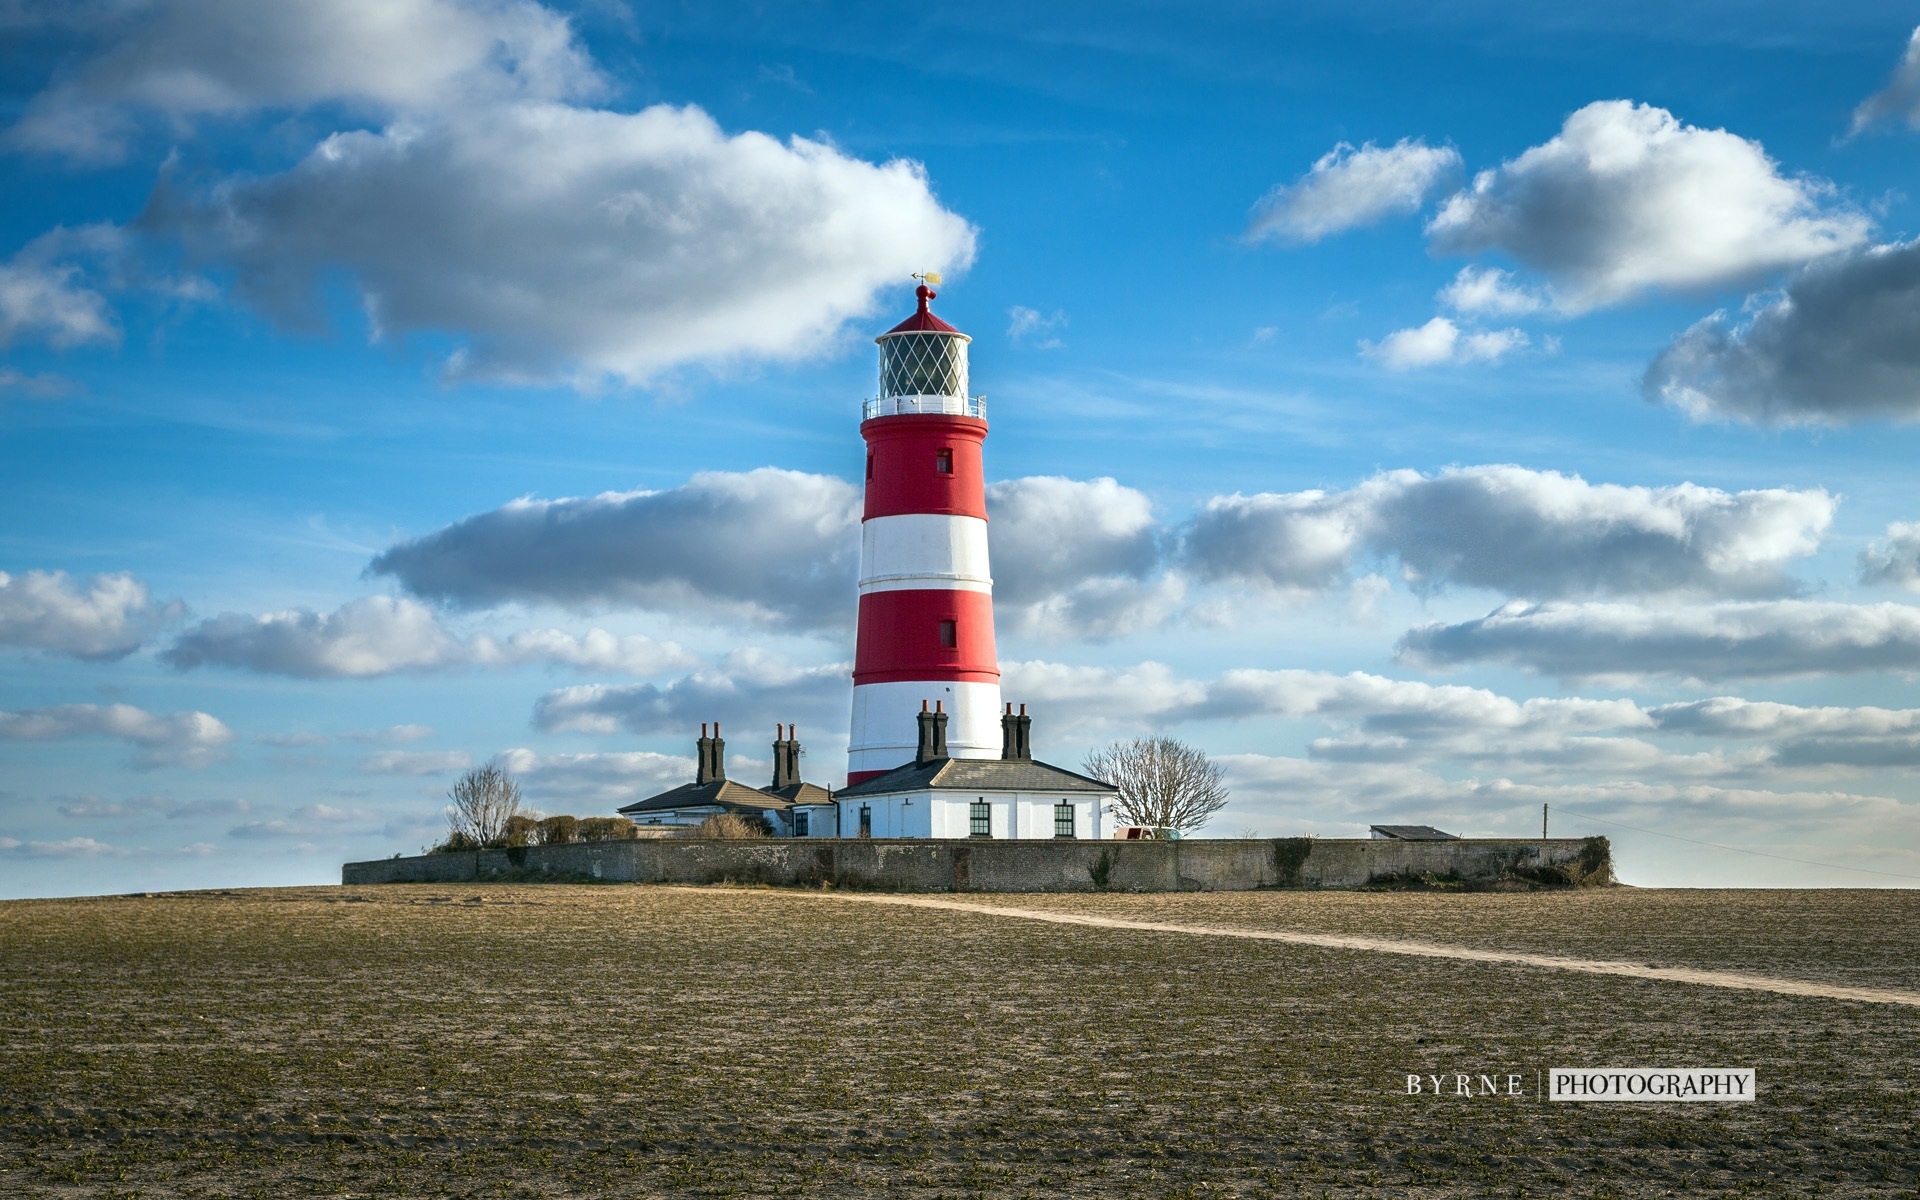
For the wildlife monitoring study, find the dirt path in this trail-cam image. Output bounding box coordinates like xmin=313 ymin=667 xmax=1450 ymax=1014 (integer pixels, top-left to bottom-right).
xmin=789 ymin=891 xmax=1920 ymax=1009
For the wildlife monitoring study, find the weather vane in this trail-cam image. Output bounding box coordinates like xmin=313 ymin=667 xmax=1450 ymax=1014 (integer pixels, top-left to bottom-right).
xmin=912 ymin=271 xmax=943 ymax=287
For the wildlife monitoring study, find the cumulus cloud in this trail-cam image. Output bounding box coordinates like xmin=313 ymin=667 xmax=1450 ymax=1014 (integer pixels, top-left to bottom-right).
xmin=1851 ymin=26 xmax=1920 ymax=135
xmin=1438 ymin=266 xmax=1546 ymax=317
xmin=0 ymin=835 xmax=128 ymax=858
xmin=164 ymin=595 xmax=696 ymax=678
xmin=1860 ymin=521 xmax=1920 ymax=591
xmin=372 ymin=470 xmax=861 ymax=628
xmin=1360 ymin=317 xmax=1528 ymax=369
xmin=496 ymin=748 xmax=693 ymax=806
xmin=0 ymin=232 xmax=120 ymax=350
xmin=1649 ymin=696 xmax=1920 ymax=768
xmin=985 ymin=476 xmax=1176 ymax=639
xmin=1643 ymin=241 xmax=1920 ymax=426
xmin=358 ymin=749 xmax=472 ymax=776
xmin=0 ymin=702 xmax=234 ymax=767
xmin=1399 ymin=598 xmax=1920 ymax=682
xmin=373 ymin=469 xmax=1174 ymax=640
xmin=7 ymin=0 xmax=603 ymax=161
xmin=533 ymin=650 xmax=847 ymax=740
xmin=0 ymin=568 xmax=181 ymax=659
xmin=1428 ymin=101 xmax=1869 ymax=312
xmin=338 ymin=724 xmax=433 ymax=744
xmin=151 ymin=102 xmax=977 ymax=386
xmin=1007 ymin=306 xmax=1066 ymax=348
xmin=1249 ymin=138 xmax=1461 ymax=243
xmin=1182 ymin=466 xmax=1831 ymax=601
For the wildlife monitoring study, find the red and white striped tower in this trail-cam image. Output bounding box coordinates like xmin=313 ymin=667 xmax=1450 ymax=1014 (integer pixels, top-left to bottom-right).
xmin=847 ymin=281 xmax=1001 ymax=784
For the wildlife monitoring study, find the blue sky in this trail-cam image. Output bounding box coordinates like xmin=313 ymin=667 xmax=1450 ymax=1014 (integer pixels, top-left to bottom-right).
xmin=7 ymin=0 xmax=1920 ymax=895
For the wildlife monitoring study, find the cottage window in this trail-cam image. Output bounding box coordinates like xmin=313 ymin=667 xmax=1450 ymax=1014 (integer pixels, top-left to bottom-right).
xmin=858 ymin=805 xmax=872 ymax=838
xmin=1054 ymin=802 xmax=1076 ymax=838
xmin=970 ymin=800 xmax=990 ymax=838
xmin=794 ymin=811 xmax=810 ymax=837
xmin=940 ymin=619 xmax=957 ymax=649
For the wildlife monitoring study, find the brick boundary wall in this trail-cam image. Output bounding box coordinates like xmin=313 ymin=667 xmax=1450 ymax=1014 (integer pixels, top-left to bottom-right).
xmin=342 ymin=836 xmax=1611 ymax=892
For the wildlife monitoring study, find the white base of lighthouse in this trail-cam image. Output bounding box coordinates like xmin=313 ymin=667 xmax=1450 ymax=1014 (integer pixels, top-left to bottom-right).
xmin=847 ymin=680 xmax=1003 ymax=780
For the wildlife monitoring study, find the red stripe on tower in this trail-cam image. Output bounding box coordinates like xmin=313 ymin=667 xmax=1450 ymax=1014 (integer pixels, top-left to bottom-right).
xmin=847 ymin=281 xmax=1003 ymax=785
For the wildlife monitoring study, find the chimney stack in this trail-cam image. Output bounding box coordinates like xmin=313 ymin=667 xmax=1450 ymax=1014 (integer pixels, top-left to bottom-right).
xmin=771 ymin=724 xmax=801 ymax=790
xmin=1001 ymin=702 xmax=1031 ymax=760
xmin=696 ymin=721 xmax=726 ymax=785
xmin=915 ymin=699 xmax=949 ymax=765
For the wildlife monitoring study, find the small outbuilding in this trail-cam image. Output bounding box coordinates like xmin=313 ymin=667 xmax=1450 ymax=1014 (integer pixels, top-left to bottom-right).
xmin=1369 ymin=824 xmax=1460 ymax=841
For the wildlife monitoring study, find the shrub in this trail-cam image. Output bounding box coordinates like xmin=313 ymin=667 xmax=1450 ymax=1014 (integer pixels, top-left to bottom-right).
xmin=535 ymin=815 xmax=581 ymax=845
xmin=429 ymin=830 xmax=480 ymax=854
xmin=577 ymin=816 xmax=640 ymax=842
xmin=493 ymin=813 xmax=538 ymax=849
xmin=696 ymin=812 xmax=773 ymax=839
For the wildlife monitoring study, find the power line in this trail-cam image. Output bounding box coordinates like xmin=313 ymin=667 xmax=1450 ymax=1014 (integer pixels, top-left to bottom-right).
xmin=1550 ymin=805 xmax=1920 ymax=883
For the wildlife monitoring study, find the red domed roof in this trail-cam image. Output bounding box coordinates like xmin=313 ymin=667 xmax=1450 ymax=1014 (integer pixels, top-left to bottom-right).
xmin=881 ymin=284 xmax=962 ymax=336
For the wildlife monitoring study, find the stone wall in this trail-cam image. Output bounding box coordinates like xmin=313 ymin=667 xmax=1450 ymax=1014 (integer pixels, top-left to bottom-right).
xmin=343 ymin=835 xmax=1610 ymax=892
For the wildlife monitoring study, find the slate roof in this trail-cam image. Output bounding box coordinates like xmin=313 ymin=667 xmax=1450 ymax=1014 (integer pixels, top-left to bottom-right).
xmin=1369 ymin=824 xmax=1459 ymax=841
xmin=618 ymin=779 xmax=794 ymax=818
xmin=837 ymin=756 xmax=1117 ymax=799
xmin=765 ymin=781 xmax=834 ymax=806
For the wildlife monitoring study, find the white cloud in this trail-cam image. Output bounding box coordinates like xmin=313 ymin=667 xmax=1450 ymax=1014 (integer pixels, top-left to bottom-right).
xmin=491 ymin=628 xmax=700 ymax=675
xmin=1181 ymin=466 xmax=1831 ymax=601
xmin=1851 ymin=26 xmax=1920 ymax=135
xmin=533 ymin=650 xmax=847 ymax=738
xmin=338 ymin=724 xmax=434 ymax=744
xmin=1010 ymin=659 xmax=1920 ymax=778
xmin=1398 ymin=598 xmax=1920 ymax=682
xmin=1007 ymin=306 xmax=1066 ymax=348
xmin=373 ymin=469 xmax=1177 ymax=641
xmin=153 ymin=102 xmax=977 ymax=386
xmin=7 ymin=0 xmax=604 ymax=161
xmin=0 ymin=568 xmax=181 ymax=659
xmin=0 ymin=702 xmax=234 ymax=767
xmin=1428 ymin=101 xmax=1869 ymax=312
xmin=1249 ymin=138 xmax=1461 ymax=243
xmin=1860 ymin=521 xmax=1920 ymax=591
xmin=0 ymin=835 xmax=128 ymax=859
xmin=0 ymin=231 xmax=120 ymax=350
xmin=164 ymin=595 xmax=697 ymax=678
xmin=1360 ymin=316 xmax=1528 ymax=369
xmin=358 ymin=749 xmax=472 ymax=776
xmin=1643 ymin=241 xmax=1920 ymax=426
xmin=1438 ymin=266 xmax=1546 ymax=317
xmin=370 ymin=469 xmax=862 ymax=628
xmin=496 ymin=747 xmax=693 ymax=807
xmin=985 ymin=476 xmax=1175 ymax=639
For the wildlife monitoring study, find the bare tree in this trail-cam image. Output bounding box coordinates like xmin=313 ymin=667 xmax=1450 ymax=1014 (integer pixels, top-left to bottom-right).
xmin=446 ymin=763 xmax=522 ymax=848
xmin=1083 ymin=736 xmax=1228 ymax=835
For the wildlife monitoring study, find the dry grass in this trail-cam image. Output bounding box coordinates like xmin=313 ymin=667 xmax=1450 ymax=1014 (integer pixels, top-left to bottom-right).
xmin=0 ymin=884 xmax=1915 ymax=1198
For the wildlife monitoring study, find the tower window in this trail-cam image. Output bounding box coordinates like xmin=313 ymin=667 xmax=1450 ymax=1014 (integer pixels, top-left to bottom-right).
xmin=1055 ymin=802 xmax=1075 ymax=838
xmin=935 ymin=448 xmax=954 ymax=474
xmin=939 ymin=619 xmax=957 ymax=649
xmin=970 ymin=800 xmax=991 ymax=838
xmin=866 ymin=452 xmax=874 ymax=480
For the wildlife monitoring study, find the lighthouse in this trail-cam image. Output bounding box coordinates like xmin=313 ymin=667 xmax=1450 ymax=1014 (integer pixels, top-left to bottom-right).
xmin=846 ymin=280 xmax=1003 ymax=784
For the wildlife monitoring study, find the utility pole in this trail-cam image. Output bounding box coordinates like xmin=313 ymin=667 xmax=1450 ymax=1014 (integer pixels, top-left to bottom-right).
xmin=1543 ymin=803 xmax=1549 ymax=839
